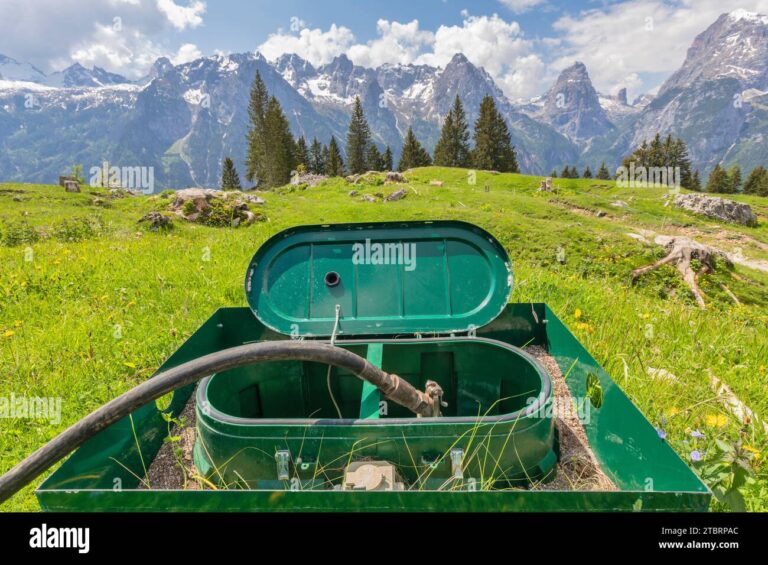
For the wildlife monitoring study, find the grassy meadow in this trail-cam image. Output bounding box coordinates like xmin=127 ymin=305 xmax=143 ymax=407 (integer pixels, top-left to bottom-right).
xmin=1 ymin=167 xmax=767 ymax=511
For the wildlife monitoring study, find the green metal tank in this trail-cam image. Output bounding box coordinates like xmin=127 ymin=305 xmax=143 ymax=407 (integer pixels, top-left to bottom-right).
xmin=195 ymin=221 xmax=557 ymax=489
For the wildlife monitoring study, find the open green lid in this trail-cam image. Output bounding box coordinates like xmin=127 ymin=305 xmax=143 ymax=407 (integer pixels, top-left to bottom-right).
xmin=245 ymin=221 xmax=513 ymax=337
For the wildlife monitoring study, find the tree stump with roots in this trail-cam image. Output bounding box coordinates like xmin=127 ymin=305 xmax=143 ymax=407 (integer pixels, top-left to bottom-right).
xmin=631 ymin=236 xmax=732 ymax=309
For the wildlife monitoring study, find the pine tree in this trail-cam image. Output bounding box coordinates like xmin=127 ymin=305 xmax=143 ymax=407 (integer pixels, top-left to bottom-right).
xmin=262 ymin=96 xmax=296 ymax=188
xmin=366 ymin=143 xmax=383 ymax=171
xmin=245 ymin=71 xmax=269 ymax=185
xmin=620 ymin=135 xmax=694 ymax=189
xmin=398 ymin=127 xmax=432 ymax=171
xmin=221 ymin=157 xmax=242 ymax=190
xmin=596 ymin=161 xmax=611 ymax=180
xmin=550 ymin=169 xmax=558 ymax=178
xmin=382 ymin=146 xmax=394 ymax=172
xmin=295 ymin=136 xmax=310 ymax=171
xmin=583 ymin=166 xmax=593 ymax=179
xmin=472 ymin=96 xmax=518 ymax=172
xmin=671 ymin=138 xmax=693 ymax=189
xmin=561 ymin=166 xmax=571 ymax=178
xmin=727 ymin=165 xmax=742 ymax=193
xmin=346 ymin=97 xmax=371 ymax=175
xmin=325 ymin=136 xmax=345 ymax=177
xmin=744 ymin=166 xmax=768 ymax=196
xmin=706 ymin=164 xmax=729 ymax=194
xmin=434 ymin=95 xmax=471 ymax=168
xmin=691 ymin=170 xmax=702 ymax=192
xmin=321 ymin=144 xmax=330 ymax=173
xmin=309 ymin=138 xmax=325 ymax=174
xmin=571 ymin=167 xmax=580 ymax=179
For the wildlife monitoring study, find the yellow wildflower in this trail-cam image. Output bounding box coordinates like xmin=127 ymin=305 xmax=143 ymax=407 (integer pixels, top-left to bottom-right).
xmin=3 ymin=330 xmax=15 ymax=337
xmin=574 ymin=308 xmax=582 ymax=319
xmin=704 ymin=413 xmax=728 ymax=428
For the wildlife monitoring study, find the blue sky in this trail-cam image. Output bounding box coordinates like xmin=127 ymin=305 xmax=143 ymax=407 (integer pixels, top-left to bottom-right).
xmin=0 ymin=0 xmax=765 ymax=99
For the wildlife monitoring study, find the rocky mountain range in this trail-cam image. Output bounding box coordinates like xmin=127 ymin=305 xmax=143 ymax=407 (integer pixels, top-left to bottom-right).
xmin=0 ymin=9 xmax=766 ymax=190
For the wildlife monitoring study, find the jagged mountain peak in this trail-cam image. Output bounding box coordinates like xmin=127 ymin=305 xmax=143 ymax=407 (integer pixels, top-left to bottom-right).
xmin=274 ymin=53 xmax=316 ymax=88
xmin=0 ymin=53 xmax=47 ymax=83
xmin=660 ymin=10 xmax=768 ymax=95
xmin=728 ymin=9 xmax=768 ymax=25
xmin=45 ymin=62 xmax=130 ymax=88
xmin=536 ymin=61 xmax=613 ymax=141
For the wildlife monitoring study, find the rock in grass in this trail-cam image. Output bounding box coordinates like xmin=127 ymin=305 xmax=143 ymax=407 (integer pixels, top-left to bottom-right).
xmin=385 ymin=172 xmax=407 ymax=183
xmin=385 ymin=188 xmax=407 ymax=202
xmin=169 ymin=188 xmax=265 ymax=227
xmin=674 ymin=194 xmax=758 ymax=226
xmin=138 ymin=212 xmax=173 ymax=231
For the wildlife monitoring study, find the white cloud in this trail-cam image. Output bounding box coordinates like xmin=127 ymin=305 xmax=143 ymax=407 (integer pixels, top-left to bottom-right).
xmin=0 ymin=0 xmax=208 ymax=78
xmin=258 ymin=14 xmax=547 ymax=99
xmin=417 ymin=14 xmax=547 ymax=98
xmin=550 ymin=0 xmax=768 ymax=98
xmin=172 ymin=43 xmax=203 ymax=64
xmin=258 ymin=24 xmax=356 ymax=66
xmin=157 ymin=0 xmax=206 ymax=31
xmin=499 ymin=0 xmax=546 ymax=14
xmin=347 ymin=20 xmax=434 ymax=67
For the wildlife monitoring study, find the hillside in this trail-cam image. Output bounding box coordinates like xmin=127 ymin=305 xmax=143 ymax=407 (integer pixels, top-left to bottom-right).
xmin=1 ymin=168 xmax=767 ymax=511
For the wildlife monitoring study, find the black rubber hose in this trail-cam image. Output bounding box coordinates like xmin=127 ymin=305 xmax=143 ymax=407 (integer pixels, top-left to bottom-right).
xmin=0 ymin=341 xmax=432 ymax=505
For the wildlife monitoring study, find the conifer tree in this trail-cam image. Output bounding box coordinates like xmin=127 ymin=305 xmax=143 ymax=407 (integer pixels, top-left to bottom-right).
xmin=398 ymin=127 xmax=432 ymax=171
xmin=262 ymin=96 xmax=296 ymax=188
xmin=706 ymin=164 xmax=729 ymax=194
xmin=472 ymin=96 xmax=518 ymax=172
xmin=744 ymin=166 xmax=768 ymax=196
xmin=346 ymin=97 xmax=371 ymax=175
xmin=245 ymin=71 xmax=269 ymax=185
xmin=325 ymin=136 xmax=345 ymax=177
xmin=434 ymin=95 xmax=471 ymax=167
xmin=727 ymin=165 xmax=742 ymax=193
xmin=582 ymin=166 xmax=593 ymax=179
xmin=596 ymin=161 xmax=611 ymax=180
xmin=221 ymin=157 xmax=242 ymax=190
xmin=295 ymin=136 xmax=310 ymax=171
xmin=309 ymin=138 xmax=325 ymax=174
xmin=550 ymin=169 xmax=558 ymax=178
xmin=691 ymin=170 xmax=702 ymax=192
xmin=366 ymin=143 xmax=384 ymax=171
xmin=382 ymin=146 xmax=394 ymax=172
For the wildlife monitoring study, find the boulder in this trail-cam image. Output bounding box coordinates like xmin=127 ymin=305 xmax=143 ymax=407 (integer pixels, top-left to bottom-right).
xmin=674 ymin=194 xmax=758 ymax=226
xmin=138 ymin=212 xmax=173 ymax=231
xmin=291 ymin=173 xmax=327 ymax=187
xmin=63 ymin=180 xmax=81 ymax=193
xmin=169 ymin=188 xmax=265 ymax=226
xmin=385 ymin=188 xmax=407 ymax=202
xmin=385 ymin=172 xmax=407 ymax=183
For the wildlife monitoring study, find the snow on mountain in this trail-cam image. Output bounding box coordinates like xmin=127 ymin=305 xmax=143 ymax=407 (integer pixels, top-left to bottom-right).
xmin=0 ymin=54 xmax=47 ymax=83
xmin=45 ymin=63 xmax=131 ymax=88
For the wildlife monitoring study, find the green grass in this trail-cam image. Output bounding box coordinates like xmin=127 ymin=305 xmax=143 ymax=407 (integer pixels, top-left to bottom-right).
xmin=1 ymin=168 xmax=767 ymax=511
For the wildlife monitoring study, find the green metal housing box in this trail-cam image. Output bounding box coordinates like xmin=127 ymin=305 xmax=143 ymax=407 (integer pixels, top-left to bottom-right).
xmin=34 ymin=221 xmax=711 ymax=511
